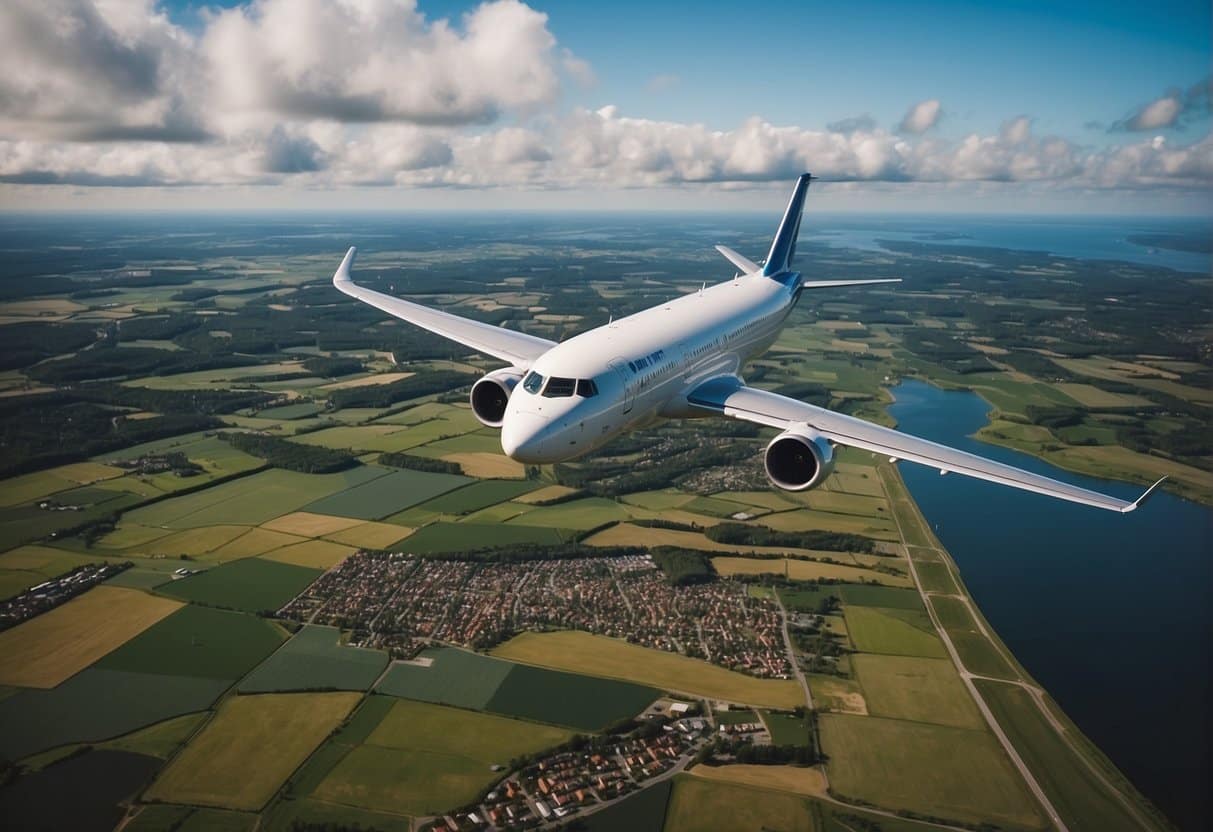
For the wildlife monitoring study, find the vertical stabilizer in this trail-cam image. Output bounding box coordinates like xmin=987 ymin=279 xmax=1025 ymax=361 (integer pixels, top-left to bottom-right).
xmin=762 ymin=173 xmax=813 ymax=277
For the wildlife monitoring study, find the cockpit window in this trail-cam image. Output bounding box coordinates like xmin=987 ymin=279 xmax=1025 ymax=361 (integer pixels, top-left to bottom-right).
xmin=576 ymin=378 xmax=598 ymax=397
xmin=522 ymin=371 xmax=544 ymax=394
xmin=542 ymin=377 xmax=576 ymax=398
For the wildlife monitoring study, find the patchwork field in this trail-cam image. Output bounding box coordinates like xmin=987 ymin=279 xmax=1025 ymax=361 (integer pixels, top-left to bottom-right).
xmin=0 ymin=586 xmax=182 ymax=688
xmin=239 ymin=625 xmax=388 ymax=693
xmin=395 ymin=521 xmax=570 ymax=553
xmin=313 ymin=698 xmax=575 ymax=816
xmin=689 ymin=763 xmax=827 ymax=797
xmin=0 ymin=668 xmax=230 ymax=760
xmin=491 ymin=631 xmax=805 ymax=709
xmin=301 ymin=467 xmax=470 ymax=520
xmin=852 ymin=654 xmax=984 ymax=729
xmin=261 ymin=539 xmax=357 ymax=569
xmin=843 ymin=606 xmax=948 ymax=658
xmin=808 ymin=675 xmax=867 ymax=715
xmin=96 ymin=604 xmax=285 ymax=681
xmin=663 ymin=776 xmax=816 ymax=832
xmin=819 ymin=714 xmax=1045 ymax=829
xmin=376 ymin=646 xmax=658 ymax=731
xmin=145 ymin=692 xmax=361 ymax=811
xmin=155 ymin=557 xmax=322 ymax=613
xmin=414 ymin=479 xmax=538 ymax=515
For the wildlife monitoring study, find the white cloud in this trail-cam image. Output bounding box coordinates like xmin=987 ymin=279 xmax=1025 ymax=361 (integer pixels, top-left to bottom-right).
xmin=898 ymin=99 xmax=942 ymax=134
xmin=1114 ymin=77 xmax=1212 ymax=132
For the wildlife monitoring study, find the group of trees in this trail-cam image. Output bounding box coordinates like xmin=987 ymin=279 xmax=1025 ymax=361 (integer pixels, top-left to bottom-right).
xmin=326 ymin=370 xmax=475 ymax=409
xmin=376 ymin=452 xmax=463 ymax=475
xmin=705 ymin=523 xmax=877 ymax=554
xmin=649 ymin=548 xmax=716 ymax=585
xmin=221 ymin=433 xmax=356 ymax=474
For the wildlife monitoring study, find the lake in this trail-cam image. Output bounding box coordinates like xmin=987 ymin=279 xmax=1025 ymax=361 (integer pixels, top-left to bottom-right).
xmin=888 ymin=379 xmax=1211 ymax=831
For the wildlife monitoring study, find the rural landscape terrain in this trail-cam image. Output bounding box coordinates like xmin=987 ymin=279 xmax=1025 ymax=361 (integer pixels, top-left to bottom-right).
xmin=0 ymin=213 xmax=1208 ymax=832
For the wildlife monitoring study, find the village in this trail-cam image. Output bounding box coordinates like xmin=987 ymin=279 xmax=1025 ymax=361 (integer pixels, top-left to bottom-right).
xmin=277 ymin=552 xmax=793 ymax=679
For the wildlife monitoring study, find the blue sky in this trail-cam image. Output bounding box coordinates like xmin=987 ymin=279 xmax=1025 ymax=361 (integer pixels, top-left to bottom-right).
xmin=2 ymin=0 xmax=1210 ymax=212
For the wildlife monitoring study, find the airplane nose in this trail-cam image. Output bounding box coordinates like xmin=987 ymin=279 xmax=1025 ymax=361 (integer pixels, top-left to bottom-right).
xmin=501 ymin=411 xmax=550 ymax=462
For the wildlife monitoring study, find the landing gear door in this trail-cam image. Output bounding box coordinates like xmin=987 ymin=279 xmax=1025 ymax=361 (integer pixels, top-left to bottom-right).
xmin=609 ymin=358 xmax=634 ymax=414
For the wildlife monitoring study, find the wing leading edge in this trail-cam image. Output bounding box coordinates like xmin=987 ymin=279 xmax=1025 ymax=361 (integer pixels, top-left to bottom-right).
xmin=332 ymin=247 xmax=555 ymax=368
xmin=688 ymin=376 xmax=1164 ymax=513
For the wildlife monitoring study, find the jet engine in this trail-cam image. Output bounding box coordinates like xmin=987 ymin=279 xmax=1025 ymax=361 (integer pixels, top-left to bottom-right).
xmin=764 ymin=428 xmax=835 ymax=491
xmin=469 ymin=368 xmax=524 ymax=427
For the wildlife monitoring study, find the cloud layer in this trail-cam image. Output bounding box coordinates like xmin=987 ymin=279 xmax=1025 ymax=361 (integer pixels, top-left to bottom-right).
xmin=0 ymin=0 xmax=1209 ymax=197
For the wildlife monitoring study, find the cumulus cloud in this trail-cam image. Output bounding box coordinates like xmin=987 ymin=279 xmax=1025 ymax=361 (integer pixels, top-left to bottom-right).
xmin=1113 ymin=77 xmax=1212 ymax=132
xmin=898 ymin=99 xmax=942 ymax=134
xmin=202 ymin=0 xmax=564 ymax=127
xmin=0 ymin=0 xmax=207 ymax=141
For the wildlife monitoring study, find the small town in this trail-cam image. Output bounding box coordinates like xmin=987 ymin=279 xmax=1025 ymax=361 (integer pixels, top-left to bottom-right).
xmin=0 ymin=562 xmax=129 ymax=631
xmin=277 ymin=552 xmax=793 ymax=678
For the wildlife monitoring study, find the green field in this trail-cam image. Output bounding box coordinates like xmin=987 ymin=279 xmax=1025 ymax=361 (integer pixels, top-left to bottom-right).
xmin=313 ymin=698 xmax=574 ymax=816
xmin=838 ymin=584 xmax=924 ymax=610
xmin=393 ymin=521 xmax=571 ymax=552
xmin=239 ymin=625 xmax=389 ymax=693
xmin=582 ymin=778 xmax=671 ymax=832
xmin=301 ymin=467 xmax=469 ymax=520
xmin=414 ymin=478 xmax=538 ymax=515
xmin=664 ymin=776 xmax=816 ymax=832
xmin=506 ymin=496 xmax=635 ymax=529
xmin=146 ymin=692 xmax=360 ymax=811
xmin=155 ymin=557 xmax=321 ymax=613
xmin=843 ymin=606 xmax=948 ymax=658
xmin=976 ymin=679 xmax=1161 ymax=832
xmin=376 ymin=647 xmax=513 ymax=710
xmin=852 ymin=654 xmax=984 ymax=729
xmin=759 ymin=710 xmax=814 ymax=746
xmin=0 ymin=668 xmax=229 ymax=760
xmin=101 ymin=712 xmax=209 ymax=759
xmin=125 ymin=466 xmax=387 ymax=529
xmin=913 ymin=561 xmax=959 ymax=594
xmin=96 ymin=604 xmax=284 ymax=680
xmin=713 ymin=708 xmax=758 ymax=725
xmin=261 ymin=799 xmax=412 ymax=832
xmin=376 ymin=646 xmax=658 ymax=731
xmin=777 ymin=584 xmax=839 ymax=612
xmin=819 ymin=713 xmax=1045 ymax=829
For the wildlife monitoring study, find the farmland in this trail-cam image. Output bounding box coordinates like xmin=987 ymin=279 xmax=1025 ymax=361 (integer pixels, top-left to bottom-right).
xmin=311 ymin=699 xmax=575 ymax=816
xmin=155 ymin=557 xmax=322 ymax=612
xmin=843 ymin=606 xmax=948 ymax=658
xmin=239 ymin=625 xmax=388 ymax=693
xmin=492 ymin=631 xmax=805 ymax=709
xmin=851 ymin=654 xmax=984 ymax=729
xmin=0 ymin=586 xmax=181 ymax=687
xmin=819 ymin=714 xmax=1047 ymax=829
xmin=145 ymin=692 xmax=361 ymax=811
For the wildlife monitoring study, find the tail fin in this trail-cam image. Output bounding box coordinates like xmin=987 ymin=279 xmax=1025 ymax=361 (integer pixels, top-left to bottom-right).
xmin=762 ymin=173 xmax=813 ymax=277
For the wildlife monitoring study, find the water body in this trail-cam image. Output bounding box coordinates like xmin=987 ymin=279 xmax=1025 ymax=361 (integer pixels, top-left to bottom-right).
xmin=808 ymin=215 xmax=1212 ymax=274
xmin=888 ymin=379 xmax=1211 ymax=831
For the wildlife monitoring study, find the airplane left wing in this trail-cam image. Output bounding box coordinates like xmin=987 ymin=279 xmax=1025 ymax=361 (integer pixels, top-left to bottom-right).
xmin=687 ymin=376 xmax=1165 ymax=513
xmin=332 ymin=247 xmax=556 ymax=368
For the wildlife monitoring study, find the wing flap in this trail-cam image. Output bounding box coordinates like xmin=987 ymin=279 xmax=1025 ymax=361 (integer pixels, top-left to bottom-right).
xmin=688 ymin=377 xmax=1155 ymax=513
xmin=332 ymin=247 xmax=555 ymax=368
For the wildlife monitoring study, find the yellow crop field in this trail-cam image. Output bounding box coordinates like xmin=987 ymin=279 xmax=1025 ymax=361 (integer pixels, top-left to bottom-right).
xmin=492 ymin=631 xmax=804 ymax=709
xmin=145 ymin=692 xmax=360 ymax=811
xmin=712 ymin=556 xmax=911 ymax=587
xmin=262 ymin=512 xmax=364 ymax=537
xmin=690 ymin=763 xmax=827 ymax=796
xmin=207 ymin=528 xmax=307 ymax=561
xmin=262 ymin=539 xmax=356 ymax=569
xmin=132 ymin=525 xmax=249 ymax=557
xmin=0 ymin=586 xmax=182 ymax=687
xmin=441 ymin=452 xmax=524 ymax=478
xmin=513 ymin=485 xmax=579 ymax=504
xmin=317 ymin=371 xmax=414 ymax=391
xmin=323 ymin=521 xmax=412 ymax=549
xmin=586 ymin=524 xmax=821 ymax=557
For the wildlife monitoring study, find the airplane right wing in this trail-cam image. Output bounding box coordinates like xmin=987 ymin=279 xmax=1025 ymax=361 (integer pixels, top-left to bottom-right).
xmin=687 ymin=376 xmax=1166 ymax=514
xmin=332 ymin=247 xmax=556 ymax=368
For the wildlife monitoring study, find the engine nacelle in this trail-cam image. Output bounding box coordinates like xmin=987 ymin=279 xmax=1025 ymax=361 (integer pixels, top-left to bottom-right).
xmin=764 ymin=428 xmax=836 ymax=491
xmin=469 ymin=368 xmax=523 ymax=428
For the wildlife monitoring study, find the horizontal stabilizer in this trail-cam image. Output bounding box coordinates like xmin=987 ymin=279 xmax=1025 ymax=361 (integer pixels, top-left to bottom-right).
xmin=714 ymin=245 xmax=760 ymax=275
xmin=801 ymin=278 xmax=902 ymax=289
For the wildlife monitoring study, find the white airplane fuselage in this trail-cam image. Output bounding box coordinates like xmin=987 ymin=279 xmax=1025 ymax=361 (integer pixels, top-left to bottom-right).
xmin=501 ymin=270 xmax=801 ymax=463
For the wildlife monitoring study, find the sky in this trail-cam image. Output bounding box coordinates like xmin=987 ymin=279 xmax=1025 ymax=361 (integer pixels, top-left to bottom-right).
xmin=0 ymin=0 xmax=1209 ymax=213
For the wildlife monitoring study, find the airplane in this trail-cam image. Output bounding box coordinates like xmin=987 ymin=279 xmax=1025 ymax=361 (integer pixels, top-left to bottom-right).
xmin=333 ymin=173 xmax=1164 ymax=513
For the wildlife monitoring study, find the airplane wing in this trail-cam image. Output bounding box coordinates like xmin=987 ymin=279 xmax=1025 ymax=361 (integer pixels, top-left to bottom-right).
xmin=687 ymin=376 xmax=1165 ymax=513
xmin=332 ymin=247 xmax=556 ymax=368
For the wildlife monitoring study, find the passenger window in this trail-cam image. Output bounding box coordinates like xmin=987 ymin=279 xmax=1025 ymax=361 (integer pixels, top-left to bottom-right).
xmin=523 ymin=371 xmax=544 ymax=394
xmin=577 ymin=379 xmax=598 ymax=397
xmin=543 ymin=377 xmax=576 ymax=397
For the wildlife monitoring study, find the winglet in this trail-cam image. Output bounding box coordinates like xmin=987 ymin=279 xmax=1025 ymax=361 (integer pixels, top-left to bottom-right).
xmin=762 ymin=173 xmax=813 ymax=277
xmin=333 ymin=246 xmax=357 ymax=287
xmin=1122 ymin=476 xmax=1167 ymax=513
